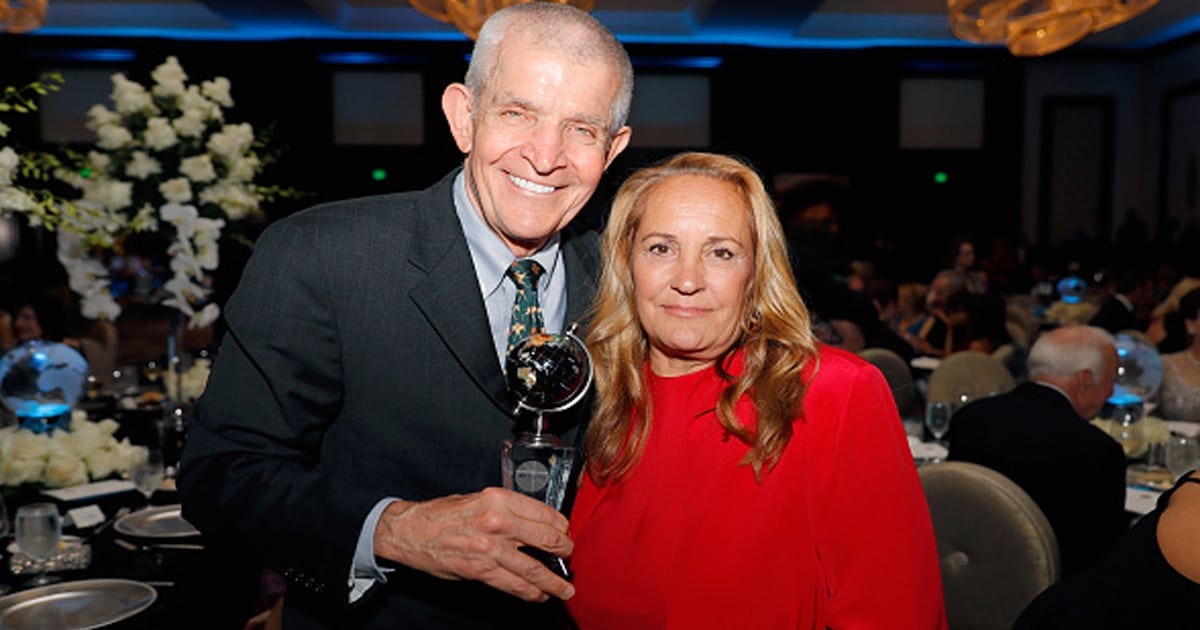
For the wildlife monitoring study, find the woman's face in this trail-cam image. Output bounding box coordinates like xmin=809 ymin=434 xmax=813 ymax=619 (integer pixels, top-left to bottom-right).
xmin=12 ymin=305 xmax=42 ymax=342
xmin=630 ymin=174 xmax=754 ymax=377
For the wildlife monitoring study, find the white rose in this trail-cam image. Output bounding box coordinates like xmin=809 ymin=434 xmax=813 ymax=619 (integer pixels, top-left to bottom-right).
xmin=85 ymin=448 xmax=121 ymax=480
xmin=144 ymin=117 xmax=179 ymax=152
xmin=130 ymin=203 xmax=159 ymax=232
xmin=96 ymin=124 xmax=133 ymax=150
xmin=201 ymin=77 xmax=234 ymax=107
xmin=87 ymin=150 xmax=112 ymax=173
xmin=199 ymin=181 xmax=258 ymax=220
xmin=172 ymin=109 xmax=207 ymax=138
xmin=207 ymin=123 xmax=254 ymax=160
xmin=111 ymin=74 xmax=156 ymax=116
xmin=0 ymin=187 xmax=34 ymax=212
xmin=3 ymin=456 xmax=45 ymax=487
xmin=151 ymin=56 xmax=188 ymax=87
xmin=125 ymin=151 xmax=162 ymax=180
xmin=9 ymin=429 xmax=52 ymax=460
xmin=160 ymin=177 xmax=193 ymax=204
xmin=95 ymin=179 xmax=133 ymax=212
xmin=44 ymin=450 xmax=89 ymax=488
xmin=224 ymin=155 xmax=259 ymax=183
xmin=180 ymin=86 xmax=222 ymax=121
xmin=96 ymin=418 xmax=120 ymax=437
xmin=85 ymin=104 xmax=121 ymax=131
xmin=0 ymin=146 xmax=19 ymax=185
xmin=180 ymin=154 xmax=216 ymax=183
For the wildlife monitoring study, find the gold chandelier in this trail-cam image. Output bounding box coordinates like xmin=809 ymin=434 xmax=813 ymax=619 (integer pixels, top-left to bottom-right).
xmin=948 ymin=0 xmax=1160 ymax=57
xmin=0 ymin=0 xmax=47 ymax=33
xmin=411 ymin=0 xmax=595 ymax=40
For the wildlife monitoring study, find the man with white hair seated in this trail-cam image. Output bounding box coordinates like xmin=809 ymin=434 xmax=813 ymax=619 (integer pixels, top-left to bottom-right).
xmin=946 ymin=325 xmax=1128 ymax=577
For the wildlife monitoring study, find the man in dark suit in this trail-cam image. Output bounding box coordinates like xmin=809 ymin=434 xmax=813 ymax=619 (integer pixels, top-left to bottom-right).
xmin=177 ymin=4 xmax=633 ymax=628
xmin=1089 ymin=271 xmax=1150 ymax=334
xmin=947 ymin=325 xmax=1128 ymax=577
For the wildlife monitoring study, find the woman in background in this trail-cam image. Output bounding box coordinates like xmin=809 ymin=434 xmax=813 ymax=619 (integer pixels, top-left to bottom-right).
xmin=566 ymin=152 xmax=946 ymax=629
xmin=1159 ymin=288 xmax=1200 ymax=421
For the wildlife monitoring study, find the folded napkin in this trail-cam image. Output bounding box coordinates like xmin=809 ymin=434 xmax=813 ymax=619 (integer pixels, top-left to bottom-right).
xmin=909 ymin=438 xmax=948 ymax=461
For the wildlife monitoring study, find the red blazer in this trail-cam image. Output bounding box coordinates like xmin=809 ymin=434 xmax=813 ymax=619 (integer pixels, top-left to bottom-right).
xmin=568 ymin=346 xmax=947 ymax=629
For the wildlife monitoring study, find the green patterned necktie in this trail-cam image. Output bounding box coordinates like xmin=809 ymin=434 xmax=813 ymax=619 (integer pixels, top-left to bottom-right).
xmin=506 ymin=259 xmax=546 ymax=355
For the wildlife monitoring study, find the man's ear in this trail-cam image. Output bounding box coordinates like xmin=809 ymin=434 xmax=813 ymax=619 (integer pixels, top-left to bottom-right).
xmin=442 ymin=83 xmax=474 ymax=154
xmin=604 ymin=126 xmax=632 ymax=169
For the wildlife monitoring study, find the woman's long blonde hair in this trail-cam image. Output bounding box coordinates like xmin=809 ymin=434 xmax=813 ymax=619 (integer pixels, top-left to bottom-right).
xmin=584 ymin=152 xmax=819 ymax=484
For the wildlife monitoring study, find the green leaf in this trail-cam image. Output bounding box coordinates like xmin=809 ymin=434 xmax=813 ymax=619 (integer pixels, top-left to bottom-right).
xmin=13 ymin=104 xmax=28 ymax=113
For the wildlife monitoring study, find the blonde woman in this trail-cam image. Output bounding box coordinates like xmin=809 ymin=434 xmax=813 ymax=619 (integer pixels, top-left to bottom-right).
xmin=566 ymin=152 xmax=946 ymax=629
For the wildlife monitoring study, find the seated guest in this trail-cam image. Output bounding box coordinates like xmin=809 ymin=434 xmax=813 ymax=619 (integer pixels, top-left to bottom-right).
xmin=1159 ymin=288 xmax=1200 ymax=421
xmin=1088 ymin=270 xmax=1151 ymax=335
xmin=1148 ymin=276 xmax=1200 ymax=353
xmin=947 ymin=325 xmax=1127 ymax=577
xmin=568 ymin=152 xmax=947 ymax=629
xmin=1014 ymin=469 xmax=1200 ymax=629
xmin=945 ymin=291 xmax=1011 ymax=355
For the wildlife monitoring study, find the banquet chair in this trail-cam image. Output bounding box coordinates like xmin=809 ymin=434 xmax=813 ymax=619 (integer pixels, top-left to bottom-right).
xmin=918 ymin=461 xmax=1060 ymax=630
xmin=858 ymin=347 xmax=917 ymax=417
xmin=926 ymin=350 xmax=1016 ymax=407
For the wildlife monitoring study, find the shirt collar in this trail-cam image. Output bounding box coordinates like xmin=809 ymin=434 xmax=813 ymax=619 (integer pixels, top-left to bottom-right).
xmin=453 ymin=171 xmax=561 ymax=298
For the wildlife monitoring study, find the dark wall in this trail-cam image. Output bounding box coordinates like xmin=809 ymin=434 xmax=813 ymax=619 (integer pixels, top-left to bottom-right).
xmin=1 ymin=35 xmax=1030 ymax=286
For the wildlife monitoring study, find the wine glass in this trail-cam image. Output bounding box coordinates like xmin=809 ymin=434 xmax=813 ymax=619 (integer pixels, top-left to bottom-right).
xmin=1165 ymin=434 xmax=1200 ymax=480
xmin=15 ymin=503 xmax=62 ymax=587
xmin=132 ymin=448 xmax=165 ymax=508
xmin=925 ymin=401 xmax=952 ymax=443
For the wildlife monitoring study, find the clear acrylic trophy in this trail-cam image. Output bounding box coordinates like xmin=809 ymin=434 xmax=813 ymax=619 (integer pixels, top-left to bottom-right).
xmin=501 ymin=323 xmax=592 ymax=580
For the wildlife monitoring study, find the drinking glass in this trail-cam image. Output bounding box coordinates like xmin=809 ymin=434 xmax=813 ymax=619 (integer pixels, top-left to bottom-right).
xmin=132 ymin=449 xmax=165 ymax=507
xmin=15 ymin=503 xmax=62 ymax=587
xmin=1165 ymin=434 xmax=1200 ymax=480
xmin=925 ymin=401 xmax=952 ymax=442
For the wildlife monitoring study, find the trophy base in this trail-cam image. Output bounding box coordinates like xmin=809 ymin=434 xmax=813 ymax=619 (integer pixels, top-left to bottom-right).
xmin=501 ymin=433 xmax=575 ymax=510
xmin=501 ymin=433 xmax=576 ymax=581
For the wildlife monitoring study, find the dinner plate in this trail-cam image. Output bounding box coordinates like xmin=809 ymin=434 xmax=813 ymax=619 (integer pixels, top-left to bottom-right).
xmin=113 ymin=505 xmax=200 ymax=539
xmin=0 ymin=578 xmax=156 ymax=629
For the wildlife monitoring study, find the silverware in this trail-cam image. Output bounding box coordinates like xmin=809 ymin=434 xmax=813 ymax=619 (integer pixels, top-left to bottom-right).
xmin=113 ymin=538 xmax=204 ymax=552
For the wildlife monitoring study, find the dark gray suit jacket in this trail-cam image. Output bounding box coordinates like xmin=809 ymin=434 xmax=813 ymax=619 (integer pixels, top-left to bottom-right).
xmin=179 ymin=169 xmax=600 ymax=628
xmin=946 ymin=382 xmax=1129 ymax=578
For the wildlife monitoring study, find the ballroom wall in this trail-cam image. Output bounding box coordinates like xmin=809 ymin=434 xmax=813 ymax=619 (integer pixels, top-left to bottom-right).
xmin=2 ymin=32 xmax=1199 ymax=282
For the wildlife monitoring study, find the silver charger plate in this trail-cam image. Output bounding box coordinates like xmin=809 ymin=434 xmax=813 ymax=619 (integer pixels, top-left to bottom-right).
xmin=113 ymin=505 xmax=200 ymax=539
xmin=0 ymin=578 xmax=156 ymax=629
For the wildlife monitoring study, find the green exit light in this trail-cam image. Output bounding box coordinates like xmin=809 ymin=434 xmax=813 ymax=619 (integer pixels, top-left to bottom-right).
xmin=371 ymin=168 xmax=387 ymax=182
xmin=79 ymin=167 xmax=93 ymax=178
xmin=933 ymin=171 xmax=949 ymax=184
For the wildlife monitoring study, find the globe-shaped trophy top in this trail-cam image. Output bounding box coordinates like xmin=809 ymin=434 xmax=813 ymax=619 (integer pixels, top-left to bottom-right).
xmin=505 ymin=331 xmax=592 ymax=415
xmin=0 ymin=340 xmax=90 ymax=430
xmin=1109 ymin=332 xmax=1163 ymax=406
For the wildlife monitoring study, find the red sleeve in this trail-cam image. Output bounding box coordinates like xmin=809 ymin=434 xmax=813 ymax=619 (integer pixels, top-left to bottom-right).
xmin=809 ymin=354 xmax=948 ymax=630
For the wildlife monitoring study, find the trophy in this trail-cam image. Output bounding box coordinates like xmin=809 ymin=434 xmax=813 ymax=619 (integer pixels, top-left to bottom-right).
xmin=501 ymin=323 xmax=592 ymax=579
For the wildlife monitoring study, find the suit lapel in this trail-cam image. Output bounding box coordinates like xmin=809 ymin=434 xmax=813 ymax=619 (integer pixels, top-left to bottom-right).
xmin=407 ymin=173 xmax=512 ymax=415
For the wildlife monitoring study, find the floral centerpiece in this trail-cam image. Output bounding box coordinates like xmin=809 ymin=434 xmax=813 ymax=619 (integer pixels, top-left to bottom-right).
xmin=0 ymin=410 xmax=146 ymax=489
xmin=1 ymin=57 xmax=301 ymax=329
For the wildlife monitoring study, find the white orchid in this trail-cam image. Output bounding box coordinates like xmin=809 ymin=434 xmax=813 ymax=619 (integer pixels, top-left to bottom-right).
xmin=125 ymin=150 xmax=162 ymax=180
xmin=180 ymin=154 xmax=216 ymax=183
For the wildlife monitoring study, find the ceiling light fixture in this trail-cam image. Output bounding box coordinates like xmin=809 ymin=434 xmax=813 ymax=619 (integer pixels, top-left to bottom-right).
xmin=410 ymin=0 xmax=595 ymax=41
xmin=0 ymin=0 xmax=47 ymax=33
xmin=949 ymin=0 xmax=1160 ymax=57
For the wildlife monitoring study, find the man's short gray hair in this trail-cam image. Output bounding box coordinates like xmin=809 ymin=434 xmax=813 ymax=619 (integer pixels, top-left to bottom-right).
xmin=464 ymin=2 xmax=634 ymax=136
xmin=1027 ymin=325 xmax=1116 ymax=380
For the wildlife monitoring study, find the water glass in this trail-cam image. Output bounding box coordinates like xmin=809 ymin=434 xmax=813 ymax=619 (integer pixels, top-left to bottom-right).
xmin=15 ymin=503 xmax=62 ymax=587
xmin=132 ymin=448 xmax=165 ymax=505
xmin=925 ymin=401 xmax=952 ymax=442
xmin=1165 ymin=434 xmax=1200 ymax=480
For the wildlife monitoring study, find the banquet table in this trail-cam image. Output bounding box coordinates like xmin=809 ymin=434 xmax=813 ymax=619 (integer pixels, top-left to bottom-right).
xmin=0 ymin=484 xmax=261 ymax=629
